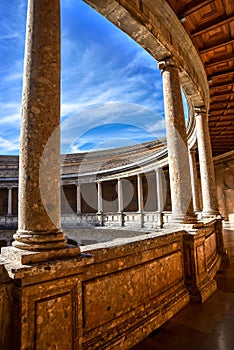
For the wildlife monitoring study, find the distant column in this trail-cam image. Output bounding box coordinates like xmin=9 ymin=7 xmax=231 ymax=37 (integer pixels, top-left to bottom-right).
xmin=117 ymin=178 xmax=124 ymax=226
xmin=76 ymin=184 xmax=81 ymax=214
xmin=13 ymin=0 xmax=67 ymax=250
xmin=155 ymin=168 xmax=164 ymax=212
xmin=189 ymin=148 xmax=201 ymax=213
xmin=7 ymin=188 xmax=12 ymax=216
xmin=117 ymin=178 xmax=124 ymax=213
xmin=195 ymin=108 xmax=219 ymax=216
xmin=159 ymin=59 xmax=196 ymax=224
xmin=137 ymin=174 xmax=144 ymax=212
xmin=97 ymin=182 xmax=103 ymax=213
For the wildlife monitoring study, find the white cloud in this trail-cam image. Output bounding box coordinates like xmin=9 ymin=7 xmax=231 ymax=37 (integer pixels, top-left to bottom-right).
xmin=0 ymin=114 xmax=20 ymax=125
xmin=147 ymin=119 xmax=166 ymax=132
xmin=0 ymin=136 xmax=19 ymax=153
xmin=0 ymin=0 xmax=166 ymax=155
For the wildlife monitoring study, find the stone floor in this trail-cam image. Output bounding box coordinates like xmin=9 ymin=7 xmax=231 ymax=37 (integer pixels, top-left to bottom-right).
xmin=131 ymin=222 xmax=234 ymax=350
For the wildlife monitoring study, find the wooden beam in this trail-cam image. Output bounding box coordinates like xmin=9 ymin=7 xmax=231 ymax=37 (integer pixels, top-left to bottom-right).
xmin=205 ymin=56 xmax=233 ymax=68
xmin=210 ymin=107 xmax=234 ymax=112
xmin=191 ymin=16 xmax=234 ymax=37
xmin=209 ymin=82 xmax=233 ymax=90
xmin=178 ymin=0 xmax=213 ymax=18
xmin=210 ymin=92 xmax=234 ymax=99
xmin=208 ymin=69 xmax=234 ymax=80
xmin=199 ymin=38 xmax=234 ymax=54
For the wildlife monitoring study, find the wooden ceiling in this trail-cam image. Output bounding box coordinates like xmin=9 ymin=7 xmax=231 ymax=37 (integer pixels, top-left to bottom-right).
xmin=167 ymin=0 xmax=234 ymax=156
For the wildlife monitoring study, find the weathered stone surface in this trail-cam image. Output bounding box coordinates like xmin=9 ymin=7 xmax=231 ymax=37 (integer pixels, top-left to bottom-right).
xmin=0 ymin=219 xmax=224 ymax=349
xmin=14 ymin=0 xmax=67 ymax=251
xmin=159 ymin=60 xmax=196 ymax=223
xmin=195 ymin=108 xmax=220 ymax=217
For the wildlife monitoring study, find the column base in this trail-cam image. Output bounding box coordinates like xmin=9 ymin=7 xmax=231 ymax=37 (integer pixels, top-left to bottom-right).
xmin=163 ymin=213 xmax=205 ymax=230
xmin=163 ymin=213 xmax=198 ymax=226
xmin=118 ymin=211 xmax=124 ymax=226
xmin=201 ymin=211 xmax=222 ymax=219
xmin=137 ymin=211 xmax=144 ymax=228
xmin=13 ymin=229 xmax=68 ymax=251
xmin=97 ymin=212 xmax=104 ymax=226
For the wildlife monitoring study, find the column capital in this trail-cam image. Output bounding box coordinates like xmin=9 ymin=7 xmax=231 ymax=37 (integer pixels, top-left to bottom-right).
xmin=158 ymin=58 xmax=177 ymax=72
xmin=194 ymin=106 xmax=207 ymax=115
xmin=189 ymin=147 xmax=197 ymax=155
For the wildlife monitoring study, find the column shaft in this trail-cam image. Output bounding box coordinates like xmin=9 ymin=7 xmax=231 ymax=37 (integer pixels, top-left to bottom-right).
xmin=118 ymin=178 xmax=124 ymax=226
xmin=159 ymin=60 xmax=196 ymax=223
xmin=13 ymin=0 xmax=66 ymax=250
xmin=97 ymin=182 xmax=103 ymax=213
xmin=7 ymin=188 xmax=12 ymax=216
xmin=195 ymin=108 xmax=219 ymax=216
xmin=189 ymin=149 xmax=201 ymax=212
xmin=137 ymin=174 xmax=144 ymax=212
xmin=76 ymin=184 xmax=81 ymax=214
xmin=118 ymin=179 xmax=124 ymax=213
xmin=155 ymin=168 xmax=164 ymax=212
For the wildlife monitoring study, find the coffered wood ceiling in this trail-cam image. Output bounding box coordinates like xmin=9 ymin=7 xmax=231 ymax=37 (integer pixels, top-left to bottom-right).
xmin=167 ymin=0 xmax=233 ymax=156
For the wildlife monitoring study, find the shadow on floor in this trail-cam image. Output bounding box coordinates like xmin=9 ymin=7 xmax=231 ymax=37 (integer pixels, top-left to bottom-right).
xmin=131 ymin=224 xmax=234 ymax=350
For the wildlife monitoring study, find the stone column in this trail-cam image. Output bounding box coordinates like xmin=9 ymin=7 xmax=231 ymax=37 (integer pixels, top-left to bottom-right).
xmin=7 ymin=188 xmax=12 ymax=216
xmin=155 ymin=168 xmax=164 ymax=212
xmin=137 ymin=174 xmax=144 ymax=212
xmin=195 ymin=108 xmax=219 ymax=216
xmin=137 ymin=174 xmax=144 ymax=227
xmin=189 ymin=148 xmax=201 ymax=213
xmin=118 ymin=178 xmax=124 ymax=213
xmin=117 ymin=178 xmax=124 ymax=226
xmin=13 ymin=0 xmax=67 ymax=251
xmin=97 ymin=181 xmax=104 ymax=226
xmin=76 ymin=184 xmax=81 ymax=214
xmin=159 ymin=59 xmax=196 ymax=224
xmin=97 ymin=182 xmax=103 ymax=213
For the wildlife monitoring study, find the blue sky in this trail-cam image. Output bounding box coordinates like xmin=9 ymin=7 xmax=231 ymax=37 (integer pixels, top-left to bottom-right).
xmin=0 ymin=0 xmax=169 ymax=155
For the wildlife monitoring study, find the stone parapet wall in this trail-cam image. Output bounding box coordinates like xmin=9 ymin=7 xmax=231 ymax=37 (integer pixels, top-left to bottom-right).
xmin=0 ymin=219 xmax=223 ymax=349
xmin=80 ymin=230 xmax=189 ymax=349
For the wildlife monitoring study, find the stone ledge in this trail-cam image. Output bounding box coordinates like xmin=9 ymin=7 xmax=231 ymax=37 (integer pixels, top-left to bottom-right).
xmin=1 ymin=245 xmax=82 ymax=265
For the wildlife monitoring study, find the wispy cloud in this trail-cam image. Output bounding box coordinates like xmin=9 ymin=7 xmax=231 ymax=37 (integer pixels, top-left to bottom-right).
xmin=1 ymin=0 xmax=167 ymax=155
xmin=61 ymin=102 xmax=166 ymax=153
xmin=0 ymin=136 xmax=19 ymax=153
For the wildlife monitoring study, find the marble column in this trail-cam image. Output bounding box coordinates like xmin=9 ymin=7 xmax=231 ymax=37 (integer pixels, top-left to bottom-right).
xmin=159 ymin=59 xmax=196 ymax=223
xmin=155 ymin=168 xmax=164 ymax=212
xmin=13 ymin=0 xmax=67 ymax=250
xmin=189 ymin=148 xmax=201 ymax=213
xmin=118 ymin=178 xmax=124 ymax=226
xmin=137 ymin=174 xmax=144 ymax=212
xmin=7 ymin=188 xmax=12 ymax=216
xmin=97 ymin=182 xmax=103 ymax=213
xmin=118 ymin=178 xmax=124 ymax=213
xmin=195 ymin=108 xmax=219 ymax=216
xmin=97 ymin=181 xmax=104 ymax=226
xmin=76 ymin=184 xmax=81 ymax=214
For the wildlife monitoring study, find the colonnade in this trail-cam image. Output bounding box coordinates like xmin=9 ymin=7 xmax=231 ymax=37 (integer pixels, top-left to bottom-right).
xmin=6 ymin=0 xmax=219 ymax=253
xmin=0 ymin=187 xmax=18 ymax=216
xmin=71 ymin=169 xmax=166 ymax=227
